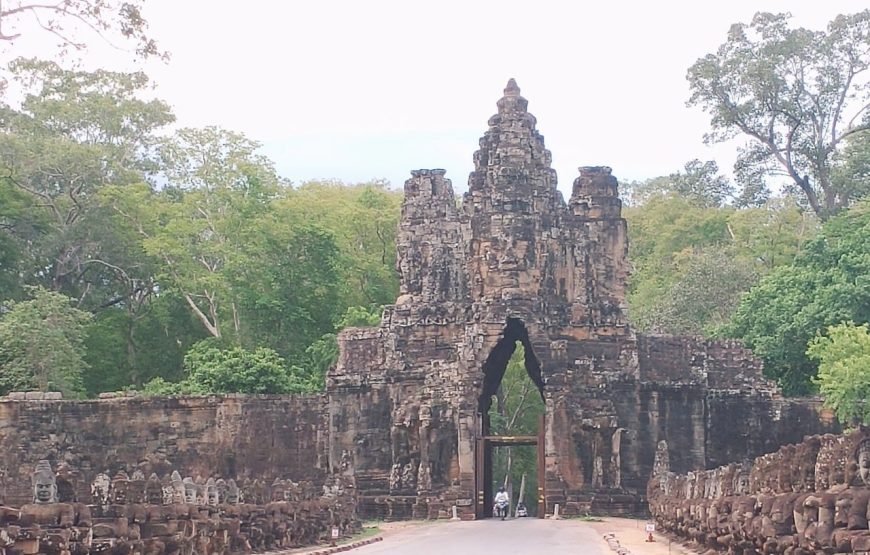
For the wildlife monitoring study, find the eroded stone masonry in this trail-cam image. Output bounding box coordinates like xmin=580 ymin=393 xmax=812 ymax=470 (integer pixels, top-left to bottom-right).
xmin=327 ymin=80 xmax=838 ymax=519
xmin=0 ymin=81 xmax=841 ymax=547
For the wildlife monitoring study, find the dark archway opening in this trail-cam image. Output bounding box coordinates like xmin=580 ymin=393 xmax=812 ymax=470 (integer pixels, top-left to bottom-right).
xmin=476 ymin=318 xmax=545 ymax=518
xmin=478 ymin=318 xmax=544 ymax=424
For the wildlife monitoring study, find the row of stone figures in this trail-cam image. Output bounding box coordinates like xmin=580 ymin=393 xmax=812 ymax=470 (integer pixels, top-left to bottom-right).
xmin=27 ymin=462 xmax=350 ymax=508
xmin=0 ymin=461 xmax=358 ymax=555
xmin=647 ymin=431 xmax=870 ymax=554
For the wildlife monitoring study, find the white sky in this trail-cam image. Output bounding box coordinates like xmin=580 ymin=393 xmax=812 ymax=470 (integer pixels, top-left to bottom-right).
xmin=3 ymin=0 xmax=868 ymax=194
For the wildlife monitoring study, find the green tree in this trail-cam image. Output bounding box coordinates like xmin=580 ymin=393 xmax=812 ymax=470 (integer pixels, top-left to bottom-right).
xmin=283 ymin=181 xmax=402 ymax=308
xmin=726 ymin=200 xmax=870 ymax=394
xmin=637 ymin=248 xmax=758 ymax=336
xmin=624 ymin=160 xmax=733 ymax=208
xmin=108 ymin=127 xmax=282 ymax=341
xmin=0 ymin=59 xmax=173 ymax=306
xmin=688 ymin=11 xmax=870 ymax=219
xmin=626 ymin=189 xmax=817 ymax=336
xmin=0 ymin=286 xmax=91 ymax=396
xmin=141 ymin=341 xmax=317 ymax=395
xmin=625 ymin=194 xmax=732 ymax=332
xmin=230 ymin=222 xmax=343 ymax=359
xmin=808 ymin=322 xmax=870 ymax=425
xmin=338 ymin=305 xmax=382 ymax=327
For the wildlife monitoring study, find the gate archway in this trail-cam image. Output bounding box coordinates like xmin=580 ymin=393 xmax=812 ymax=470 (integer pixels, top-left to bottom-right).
xmin=474 ymin=318 xmax=546 ymax=519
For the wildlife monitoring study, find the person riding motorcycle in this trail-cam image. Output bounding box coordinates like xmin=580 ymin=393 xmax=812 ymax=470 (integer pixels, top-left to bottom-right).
xmin=493 ymin=486 xmax=510 ymax=520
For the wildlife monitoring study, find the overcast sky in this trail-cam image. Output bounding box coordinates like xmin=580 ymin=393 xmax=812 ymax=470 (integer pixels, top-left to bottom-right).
xmin=4 ymin=0 xmax=868 ymax=195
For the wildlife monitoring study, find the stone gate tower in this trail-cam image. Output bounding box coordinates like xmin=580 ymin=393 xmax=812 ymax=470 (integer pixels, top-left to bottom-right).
xmin=326 ymin=80 xmax=831 ymax=519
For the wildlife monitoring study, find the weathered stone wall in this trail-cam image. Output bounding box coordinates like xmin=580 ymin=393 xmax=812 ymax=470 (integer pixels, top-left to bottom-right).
xmin=0 ymin=395 xmax=327 ymax=507
xmin=648 ymin=428 xmax=870 ymax=554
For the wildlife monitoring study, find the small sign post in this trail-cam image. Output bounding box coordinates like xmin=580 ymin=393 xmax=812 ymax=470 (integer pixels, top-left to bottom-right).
xmin=330 ymin=526 xmax=339 ymax=547
xmin=645 ymin=522 xmax=655 ymax=542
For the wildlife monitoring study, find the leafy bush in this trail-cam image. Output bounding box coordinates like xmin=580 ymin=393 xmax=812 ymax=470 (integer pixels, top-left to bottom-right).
xmin=808 ymin=322 xmax=870 ymax=425
xmin=0 ymin=287 xmax=91 ymax=397
xmin=140 ymin=341 xmax=319 ymax=395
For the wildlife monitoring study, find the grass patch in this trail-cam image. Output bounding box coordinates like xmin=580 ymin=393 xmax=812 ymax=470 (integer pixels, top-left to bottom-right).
xmin=351 ymin=524 xmax=381 ymax=540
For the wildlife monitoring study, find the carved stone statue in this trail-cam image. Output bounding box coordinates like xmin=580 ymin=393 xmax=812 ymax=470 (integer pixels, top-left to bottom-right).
xmin=389 ymin=462 xmax=402 ymax=491
xmin=54 ymin=462 xmax=77 ymax=503
xmin=271 ymin=478 xmax=286 ymax=501
xmin=591 ymin=455 xmax=604 ymax=488
xmin=182 ymin=477 xmax=197 ymax=504
xmin=685 ymin=471 xmax=696 ymax=500
xmin=856 ymin=438 xmax=870 ymax=487
xmin=216 ymin=478 xmax=228 ymax=504
xmin=205 ymin=478 xmax=218 ymax=506
xmin=146 ymin=473 xmax=163 ymax=505
xmin=225 ymin=479 xmax=240 ymax=504
xmin=734 ymin=466 xmax=751 ymax=496
xmin=610 ymin=428 xmax=624 ymax=489
xmin=110 ymin=471 xmax=130 ymax=504
xmin=653 ymin=440 xmax=670 ymax=477
xmin=401 ymin=460 xmax=417 ymax=490
xmin=417 ymin=461 xmax=432 ymax=493
xmin=91 ymin=472 xmax=111 ymax=507
xmin=170 ymin=471 xmax=184 ymax=504
xmin=31 ymin=460 xmax=57 ymax=504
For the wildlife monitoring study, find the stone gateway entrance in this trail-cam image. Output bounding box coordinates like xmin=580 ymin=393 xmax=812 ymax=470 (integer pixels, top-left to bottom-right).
xmin=475 ymin=418 xmax=545 ymax=519
xmin=326 ymin=80 xmax=836 ymax=520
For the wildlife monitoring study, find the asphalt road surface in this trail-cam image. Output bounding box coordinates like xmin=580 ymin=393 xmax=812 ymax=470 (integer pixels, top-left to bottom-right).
xmin=351 ymin=518 xmax=606 ymax=554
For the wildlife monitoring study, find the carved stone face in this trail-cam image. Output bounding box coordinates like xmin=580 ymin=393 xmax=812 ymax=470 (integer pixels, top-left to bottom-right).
xmin=857 ymin=441 xmax=870 ymax=486
xmin=146 ymin=474 xmax=163 ymax=505
xmin=206 ymin=479 xmax=219 ymax=506
xmin=31 ymin=460 xmax=58 ymax=504
xmin=183 ymin=478 xmax=197 ymax=504
xmin=225 ymin=480 xmax=239 ymax=505
xmin=34 ymin=475 xmax=57 ymax=503
xmin=735 ymin=472 xmax=750 ymax=495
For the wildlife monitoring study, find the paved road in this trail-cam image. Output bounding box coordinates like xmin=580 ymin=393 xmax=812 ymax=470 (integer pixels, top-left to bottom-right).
xmin=352 ymin=518 xmax=606 ymax=555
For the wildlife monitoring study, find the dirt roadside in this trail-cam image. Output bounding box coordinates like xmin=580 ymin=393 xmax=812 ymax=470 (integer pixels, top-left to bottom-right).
xmin=587 ymin=517 xmax=695 ymax=555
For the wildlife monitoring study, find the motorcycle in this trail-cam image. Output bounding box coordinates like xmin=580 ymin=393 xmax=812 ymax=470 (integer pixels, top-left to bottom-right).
xmin=494 ymin=499 xmax=509 ymax=520
xmin=516 ymin=502 xmax=528 ymax=517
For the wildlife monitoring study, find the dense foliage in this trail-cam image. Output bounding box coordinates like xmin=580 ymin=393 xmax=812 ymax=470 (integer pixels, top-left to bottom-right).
xmin=141 ymin=341 xmax=318 ymax=395
xmin=725 ymin=201 xmax=870 ymax=394
xmin=0 ymin=60 xmax=399 ymax=397
xmin=1 ymin=8 xmax=869 ymax=401
xmin=0 ymin=287 xmax=92 ymax=397
xmin=808 ymin=322 xmax=870 ymax=425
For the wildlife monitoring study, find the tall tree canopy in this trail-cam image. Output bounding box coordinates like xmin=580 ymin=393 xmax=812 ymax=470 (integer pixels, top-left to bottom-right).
xmin=726 ymin=200 xmax=870 ymax=395
xmin=624 ymin=174 xmax=816 ymax=337
xmin=688 ymin=10 xmax=870 ymax=219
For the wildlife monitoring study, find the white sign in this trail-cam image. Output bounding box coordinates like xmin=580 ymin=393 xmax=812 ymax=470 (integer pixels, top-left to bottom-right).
xmin=331 ymin=527 xmax=340 ymax=539
xmin=645 ymin=523 xmax=655 ymax=533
